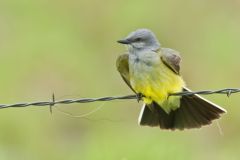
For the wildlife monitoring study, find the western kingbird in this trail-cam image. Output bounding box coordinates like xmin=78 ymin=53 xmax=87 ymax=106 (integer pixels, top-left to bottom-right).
xmin=116 ymin=29 xmax=226 ymax=130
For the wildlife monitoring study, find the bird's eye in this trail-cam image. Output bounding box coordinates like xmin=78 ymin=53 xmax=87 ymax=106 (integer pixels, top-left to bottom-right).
xmin=135 ymin=38 xmax=141 ymax=42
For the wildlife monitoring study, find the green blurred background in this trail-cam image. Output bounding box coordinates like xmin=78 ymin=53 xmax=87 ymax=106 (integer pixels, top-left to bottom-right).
xmin=0 ymin=0 xmax=240 ymax=159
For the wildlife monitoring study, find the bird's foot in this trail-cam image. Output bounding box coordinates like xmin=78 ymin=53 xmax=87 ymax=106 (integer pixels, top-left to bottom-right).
xmin=136 ymin=93 xmax=143 ymax=103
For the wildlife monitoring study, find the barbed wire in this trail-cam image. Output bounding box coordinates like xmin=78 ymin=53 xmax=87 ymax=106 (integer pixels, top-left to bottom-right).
xmin=0 ymin=88 xmax=239 ymax=110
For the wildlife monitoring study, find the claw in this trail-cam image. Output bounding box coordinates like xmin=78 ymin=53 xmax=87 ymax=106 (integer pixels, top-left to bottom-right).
xmin=136 ymin=93 xmax=143 ymax=102
xmin=227 ymin=90 xmax=232 ymax=97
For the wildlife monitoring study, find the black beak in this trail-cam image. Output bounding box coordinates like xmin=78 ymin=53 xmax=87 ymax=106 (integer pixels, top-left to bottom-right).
xmin=117 ymin=39 xmax=131 ymax=44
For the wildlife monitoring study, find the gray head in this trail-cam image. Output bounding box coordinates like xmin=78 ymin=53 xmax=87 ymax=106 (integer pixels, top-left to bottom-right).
xmin=117 ymin=29 xmax=160 ymax=51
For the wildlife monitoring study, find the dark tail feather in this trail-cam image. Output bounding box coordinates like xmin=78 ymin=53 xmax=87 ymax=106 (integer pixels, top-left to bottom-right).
xmin=138 ymin=88 xmax=226 ymax=130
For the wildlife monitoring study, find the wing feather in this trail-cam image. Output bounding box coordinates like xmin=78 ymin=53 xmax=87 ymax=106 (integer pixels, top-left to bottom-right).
xmin=160 ymin=48 xmax=181 ymax=74
xmin=116 ymin=54 xmax=136 ymax=93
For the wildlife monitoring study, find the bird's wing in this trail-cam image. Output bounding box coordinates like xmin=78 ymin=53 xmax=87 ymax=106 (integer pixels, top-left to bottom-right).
xmin=160 ymin=48 xmax=181 ymax=75
xmin=116 ymin=54 xmax=136 ymax=93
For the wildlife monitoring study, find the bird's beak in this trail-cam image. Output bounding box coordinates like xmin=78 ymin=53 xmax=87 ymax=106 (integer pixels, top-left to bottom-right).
xmin=117 ymin=39 xmax=131 ymax=44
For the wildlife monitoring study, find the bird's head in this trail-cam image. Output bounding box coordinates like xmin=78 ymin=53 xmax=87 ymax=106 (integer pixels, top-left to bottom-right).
xmin=117 ymin=29 xmax=160 ymax=51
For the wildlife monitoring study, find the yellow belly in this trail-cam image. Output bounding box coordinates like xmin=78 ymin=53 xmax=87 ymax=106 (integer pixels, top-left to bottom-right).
xmin=130 ymin=60 xmax=185 ymax=113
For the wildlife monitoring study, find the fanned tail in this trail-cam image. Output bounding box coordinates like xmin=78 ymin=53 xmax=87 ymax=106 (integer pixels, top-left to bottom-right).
xmin=138 ymin=88 xmax=226 ymax=130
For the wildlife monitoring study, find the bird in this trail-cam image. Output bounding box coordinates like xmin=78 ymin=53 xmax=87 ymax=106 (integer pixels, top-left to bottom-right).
xmin=116 ymin=28 xmax=226 ymax=130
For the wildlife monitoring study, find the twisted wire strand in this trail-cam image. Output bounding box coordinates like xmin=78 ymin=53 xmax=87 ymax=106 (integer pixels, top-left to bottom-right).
xmin=0 ymin=88 xmax=239 ymax=109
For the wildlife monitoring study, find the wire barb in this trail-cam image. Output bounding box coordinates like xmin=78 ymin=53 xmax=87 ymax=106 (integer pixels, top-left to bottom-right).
xmin=49 ymin=93 xmax=55 ymax=114
xmin=0 ymin=88 xmax=239 ymax=109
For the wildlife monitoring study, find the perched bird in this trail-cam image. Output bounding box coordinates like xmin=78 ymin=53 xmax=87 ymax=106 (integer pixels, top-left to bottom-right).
xmin=116 ymin=29 xmax=226 ymax=130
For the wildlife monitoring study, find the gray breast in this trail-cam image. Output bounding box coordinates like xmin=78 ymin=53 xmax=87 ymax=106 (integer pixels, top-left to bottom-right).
xmin=129 ymin=51 xmax=160 ymax=76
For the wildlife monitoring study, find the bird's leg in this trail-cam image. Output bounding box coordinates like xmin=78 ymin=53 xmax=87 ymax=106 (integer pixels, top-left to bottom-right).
xmin=136 ymin=93 xmax=143 ymax=102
